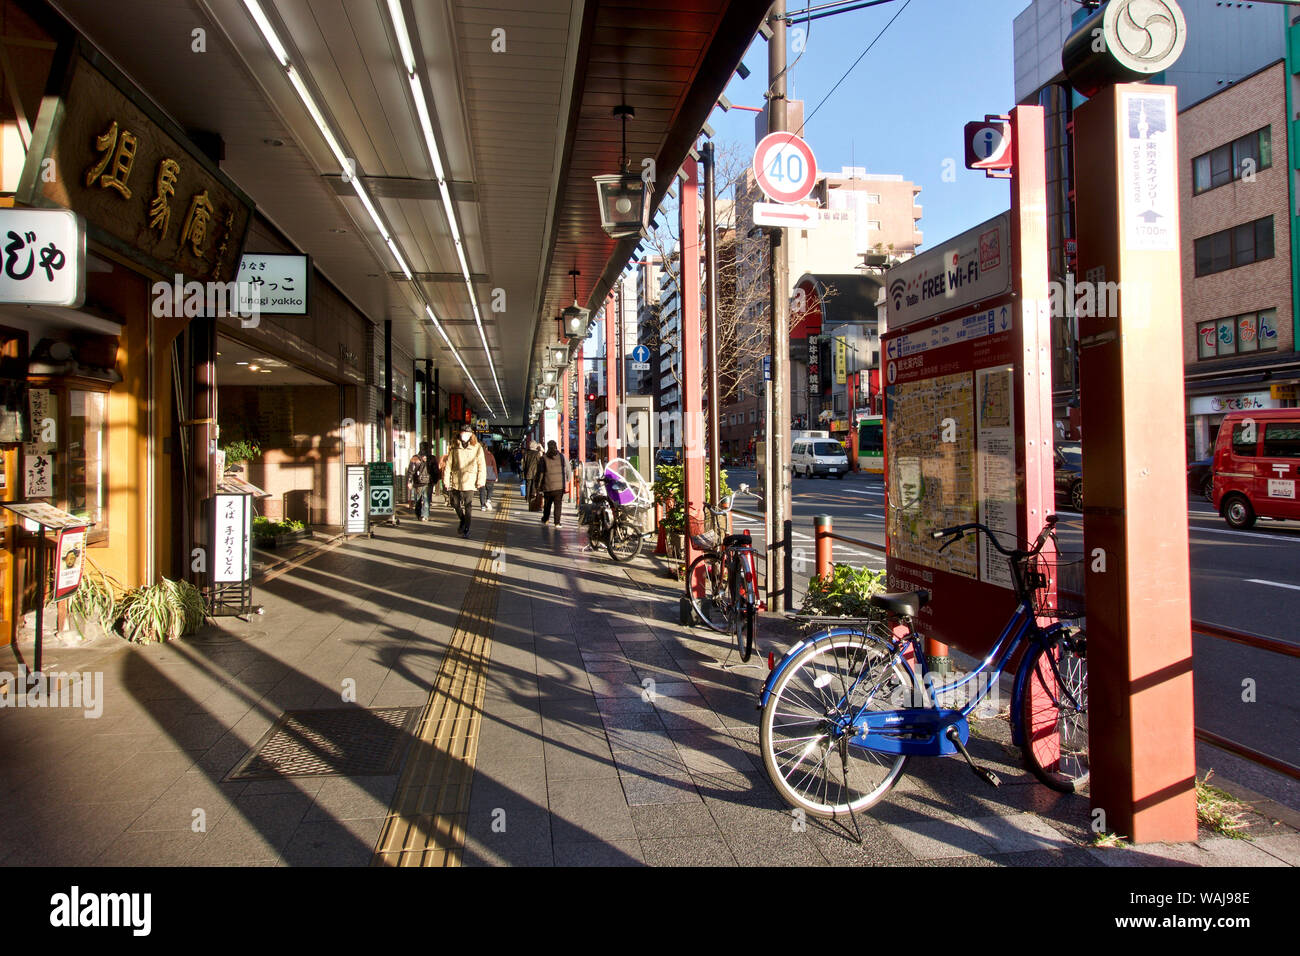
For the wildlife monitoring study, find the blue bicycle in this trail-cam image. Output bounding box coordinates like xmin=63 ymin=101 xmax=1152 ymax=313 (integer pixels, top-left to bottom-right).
xmin=758 ymin=515 xmax=1087 ymax=819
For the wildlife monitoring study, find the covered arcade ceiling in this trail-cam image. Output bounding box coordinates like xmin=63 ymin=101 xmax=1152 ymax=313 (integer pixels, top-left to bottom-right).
xmin=47 ymin=0 xmax=770 ymax=423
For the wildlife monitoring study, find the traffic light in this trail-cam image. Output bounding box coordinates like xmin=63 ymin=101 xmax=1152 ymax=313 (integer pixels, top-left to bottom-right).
xmin=587 ymin=392 xmax=597 ymax=402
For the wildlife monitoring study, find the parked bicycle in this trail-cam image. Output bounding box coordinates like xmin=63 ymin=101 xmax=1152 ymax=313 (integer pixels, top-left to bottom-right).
xmin=758 ymin=514 xmax=1087 ymax=822
xmin=684 ymin=485 xmax=763 ymax=661
xmin=578 ymin=464 xmax=650 ymax=562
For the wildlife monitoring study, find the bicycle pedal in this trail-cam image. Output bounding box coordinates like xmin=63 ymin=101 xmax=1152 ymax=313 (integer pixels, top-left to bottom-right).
xmin=976 ymin=767 xmax=1001 ymax=789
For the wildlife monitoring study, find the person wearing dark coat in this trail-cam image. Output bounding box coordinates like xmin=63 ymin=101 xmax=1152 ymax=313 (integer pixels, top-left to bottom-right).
xmin=523 ymin=440 xmax=543 ymax=500
xmin=538 ymin=440 xmax=572 ymax=526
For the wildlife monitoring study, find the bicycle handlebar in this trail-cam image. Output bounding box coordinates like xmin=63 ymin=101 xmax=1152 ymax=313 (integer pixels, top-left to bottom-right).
xmin=704 ymin=484 xmax=762 ymax=516
xmin=929 ymin=514 xmax=1058 ymax=556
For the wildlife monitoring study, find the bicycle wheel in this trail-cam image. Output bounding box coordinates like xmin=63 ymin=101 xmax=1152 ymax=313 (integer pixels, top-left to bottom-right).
xmin=685 ymin=552 xmax=731 ymax=632
xmin=1019 ymin=630 xmax=1089 ymax=793
xmin=606 ymin=519 xmax=643 ymax=562
xmin=732 ymin=565 xmax=755 ymax=661
xmin=760 ymin=631 xmax=913 ymax=818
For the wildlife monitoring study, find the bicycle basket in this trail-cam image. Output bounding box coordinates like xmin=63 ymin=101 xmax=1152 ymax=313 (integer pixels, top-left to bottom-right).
xmin=1021 ymin=551 xmax=1086 ymax=618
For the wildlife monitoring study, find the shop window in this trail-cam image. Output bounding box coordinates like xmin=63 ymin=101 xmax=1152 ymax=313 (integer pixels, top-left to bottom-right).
xmin=27 ymin=380 xmax=110 ymax=544
xmin=66 ymin=390 xmax=108 ymax=541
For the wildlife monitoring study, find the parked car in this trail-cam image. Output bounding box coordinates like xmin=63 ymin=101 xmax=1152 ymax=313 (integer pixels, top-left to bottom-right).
xmin=654 ymin=448 xmax=681 ymax=467
xmin=1212 ymin=409 xmax=1300 ymax=529
xmin=1186 ymin=457 xmax=1214 ymax=500
xmin=1053 ymin=441 xmax=1083 ymax=512
xmin=792 ymin=438 xmax=849 ymax=478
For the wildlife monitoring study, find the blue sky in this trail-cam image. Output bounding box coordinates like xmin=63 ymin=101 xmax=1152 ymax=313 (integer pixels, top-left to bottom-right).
xmin=708 ymin=0 xmax=1035 ymax=249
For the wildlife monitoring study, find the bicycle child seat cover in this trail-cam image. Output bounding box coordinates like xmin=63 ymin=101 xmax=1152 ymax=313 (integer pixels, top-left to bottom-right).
xmin=603 ymin=468 xmax=636 ymax=506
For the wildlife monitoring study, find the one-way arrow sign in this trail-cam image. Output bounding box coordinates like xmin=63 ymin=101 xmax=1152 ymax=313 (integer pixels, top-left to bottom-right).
xmin=752 ymin=202 xmax=821 ymax=229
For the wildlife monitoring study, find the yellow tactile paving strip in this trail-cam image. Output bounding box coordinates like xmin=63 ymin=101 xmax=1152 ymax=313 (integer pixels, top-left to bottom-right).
xmin=372 ymin=494 xmax=509 ymax=867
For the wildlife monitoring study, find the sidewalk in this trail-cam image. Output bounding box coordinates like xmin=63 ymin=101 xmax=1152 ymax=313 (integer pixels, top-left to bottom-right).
xmin=0 ymin=486 xmax=1295 ymax=866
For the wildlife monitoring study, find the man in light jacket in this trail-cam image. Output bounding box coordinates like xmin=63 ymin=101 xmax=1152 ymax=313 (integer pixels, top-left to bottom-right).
xmin=444 ymin=428 xmax=486 ymax=537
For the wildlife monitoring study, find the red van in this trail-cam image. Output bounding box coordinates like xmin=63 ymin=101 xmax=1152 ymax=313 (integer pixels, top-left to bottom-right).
xmin=1212 ymin=408 xmax=1300 ymax=529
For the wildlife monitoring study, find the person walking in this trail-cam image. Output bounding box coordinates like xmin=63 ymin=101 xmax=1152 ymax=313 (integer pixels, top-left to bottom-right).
xmin=523 ymin=439 xmax=542 ymax=501
xmin=538 ymin=439 xmax=571 ymax=527
xmin=480 ymin=447 xmax=498 ymax=510
xmin=407 ymin=441 xmax=435 ymax=521
xmin=444 ymin=428 xmax=486 ymax=537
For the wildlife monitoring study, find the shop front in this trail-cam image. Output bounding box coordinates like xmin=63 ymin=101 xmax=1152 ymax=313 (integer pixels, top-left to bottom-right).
xmin=1187 ymin=386 xmax=1298 ymax=461
xmin=1 ymin=33 xmax=254 ymax=642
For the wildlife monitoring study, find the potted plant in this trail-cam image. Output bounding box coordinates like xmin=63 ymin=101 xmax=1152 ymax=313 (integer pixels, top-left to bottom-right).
xmin=796 ymin=563 xmax=889 ymax=627
xmin=652 ymin=464 xmax=731 ymax=564
xmin=221 ymin=438 xmax=261 ymax=472
xmin=115 ymin=577 xmax=206 ymax=644
xmin=252 ymin=516 xmax=309 ymax=549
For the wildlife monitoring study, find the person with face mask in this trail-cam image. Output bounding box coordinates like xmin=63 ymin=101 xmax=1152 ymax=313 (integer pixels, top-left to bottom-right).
xmin=444 ymin=428 xmax=486 ymax=537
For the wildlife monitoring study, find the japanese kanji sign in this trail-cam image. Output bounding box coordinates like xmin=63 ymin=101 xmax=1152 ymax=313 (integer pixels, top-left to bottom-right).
xmin=237 ymin=253 xmax=308 ymax=314
xmin=212 ymin=494 xmax=251 ymax=583
xmin=0 ymin=209 xmax=85 ymax=306
xmin=345 ymin=465 xmax=368 ymax=535
xmin=17 ymin=50 xmax=254 ymax=284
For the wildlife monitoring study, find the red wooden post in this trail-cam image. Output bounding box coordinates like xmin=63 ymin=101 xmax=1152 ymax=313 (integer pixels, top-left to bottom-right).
xmin=679 ymin=158 xmax=706 ymax=592
xmin=605 ymin=291 xmax=618 ymax=464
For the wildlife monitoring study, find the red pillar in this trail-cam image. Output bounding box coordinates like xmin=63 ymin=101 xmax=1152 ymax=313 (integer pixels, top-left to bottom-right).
xmin=679 ymin=158 xmax=706 ymax=579
xmin=605 ymin=291 xmax=617 ymax=464
xmin=576 ymin=344 xmax=586 ymax=464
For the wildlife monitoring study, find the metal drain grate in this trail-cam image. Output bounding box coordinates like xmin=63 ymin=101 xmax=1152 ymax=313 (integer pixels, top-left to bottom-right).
xmin=228 ymin=707 xmax=420 ymax=780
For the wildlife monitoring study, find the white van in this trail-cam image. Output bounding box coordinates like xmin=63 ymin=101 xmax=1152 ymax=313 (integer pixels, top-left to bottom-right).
xmin=792 ymin=436 xmax=849 ymax=478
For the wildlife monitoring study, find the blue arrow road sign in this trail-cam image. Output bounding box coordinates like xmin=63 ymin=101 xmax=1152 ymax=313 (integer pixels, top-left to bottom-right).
xmin=632 ymin=344 xmax=650 ymax=363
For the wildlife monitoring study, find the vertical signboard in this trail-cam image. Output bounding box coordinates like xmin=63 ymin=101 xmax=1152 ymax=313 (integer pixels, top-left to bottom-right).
xmin=212 ymin=494 xmax=251 ymax=583
xmin=807 ymin=335 xmax=820 ymax=395
xmin=368 ymin=461 xmax=394 ymax=517
xmin=54 ymin=526 xmax=87 ymax=599
xmin=344 ymin=464 xmax=368 ymax=534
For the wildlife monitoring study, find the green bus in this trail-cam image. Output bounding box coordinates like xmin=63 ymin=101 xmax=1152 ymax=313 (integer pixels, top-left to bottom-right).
xmin=857 ymin=414 xmax=884 ymax=474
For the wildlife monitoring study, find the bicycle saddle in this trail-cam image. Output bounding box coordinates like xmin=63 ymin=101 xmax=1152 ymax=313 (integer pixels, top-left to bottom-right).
xmin=869 ymin=590 xmax=931 ymax=618
xmin=722 ymin=533 xmax=750 ymax=548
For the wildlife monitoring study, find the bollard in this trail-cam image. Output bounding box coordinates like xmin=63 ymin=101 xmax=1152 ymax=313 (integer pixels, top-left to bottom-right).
xmin=814 ymin=515 xmax=833 ymax=581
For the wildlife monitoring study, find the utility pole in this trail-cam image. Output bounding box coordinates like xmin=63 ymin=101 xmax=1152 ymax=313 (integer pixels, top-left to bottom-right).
xmin=703 ymin=141 xmax=721 ymax=504
xmin=766 ymin=0 xmax=791 ymax=612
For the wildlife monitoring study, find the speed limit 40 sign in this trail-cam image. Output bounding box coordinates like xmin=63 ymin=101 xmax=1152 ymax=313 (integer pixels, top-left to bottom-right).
xmin=753 ymin=132 xmax=817 ymax=204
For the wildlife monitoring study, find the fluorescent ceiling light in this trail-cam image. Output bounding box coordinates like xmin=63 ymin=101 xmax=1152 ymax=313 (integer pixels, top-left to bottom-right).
xmin=286 ymin=66 xmax=350 ymax=172
xmin=385 ymin=0 xmax=417 ymax=74
xmin=349 ymin=178 xmax=390 ymax=242
xmin=410 ymin=75 xmax=447 ymax=182
xmin=386 ymin=237 xmax=413 ymax=280
xmin=243 ymin=0 xmax=289 ymax=67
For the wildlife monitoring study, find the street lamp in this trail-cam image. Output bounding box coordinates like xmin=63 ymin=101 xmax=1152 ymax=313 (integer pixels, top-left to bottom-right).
xmin=560 ymin=269 xmax=591 ymax=343
xmin=593 ymin=105 xmax=650 ymax=239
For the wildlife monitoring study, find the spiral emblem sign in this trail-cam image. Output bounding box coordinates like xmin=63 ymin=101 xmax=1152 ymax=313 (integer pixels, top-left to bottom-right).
xmin=1106 ymin=0 xmax=1185 ymax=75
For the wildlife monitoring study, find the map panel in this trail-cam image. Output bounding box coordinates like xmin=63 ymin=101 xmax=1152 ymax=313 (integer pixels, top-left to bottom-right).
xmin=886 ymin=370 xmax=978 ymax=579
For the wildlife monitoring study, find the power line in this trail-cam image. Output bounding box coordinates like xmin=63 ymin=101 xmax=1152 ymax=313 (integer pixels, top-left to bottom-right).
xmin=797 ymin=0 xmax=913 ymax=136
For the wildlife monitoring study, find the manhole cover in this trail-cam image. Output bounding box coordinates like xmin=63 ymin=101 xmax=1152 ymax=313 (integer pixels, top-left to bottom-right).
xmin=227 ymin=707 xmax=419 ymax=780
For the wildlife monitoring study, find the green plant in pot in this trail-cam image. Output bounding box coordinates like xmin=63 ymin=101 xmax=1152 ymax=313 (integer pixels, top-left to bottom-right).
xmin=652 ymin=464 xmax=732 ymax=536
xmin=222 ymin=439 xmax=261 ymax=469
xmin=115 ymin=578 xmax=207 ymax=644
xmin=798 ymin=563 xmax=889 ymax=623
xmin=67 ymin=556 xmax=123 ymax=639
